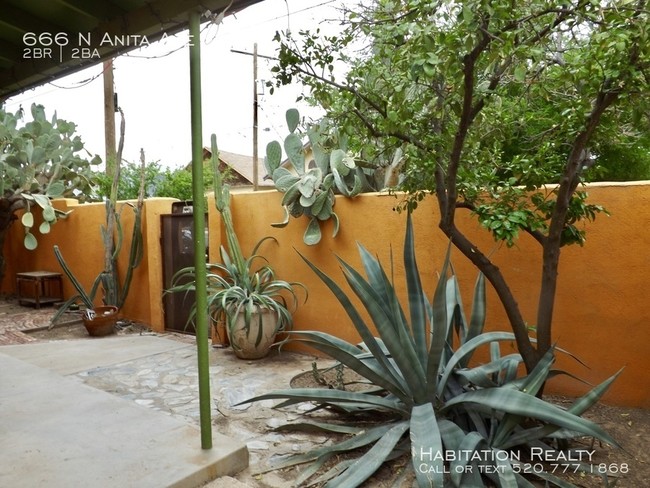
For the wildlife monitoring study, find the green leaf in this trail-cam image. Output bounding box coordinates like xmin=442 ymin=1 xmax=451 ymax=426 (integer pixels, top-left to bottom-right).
xmin=304 ymin=217 xmax=322 ymax=245
xmin=39 ymin=221 xmax=51 ymax=234
xmin=24 ymin=232 xmax=38 ymax=250
xmin=46 ymin=181 xmax=65 ymax=198
xmin=271 ymin=206 xmax=291 ymax=228
xmin=21 ymin=211 xmax=34 ymax=228
xmin=327 ymin=421 xmax=408 ymax=487
xmin=410 ymin=403 xmax=444 ymax=487
xmin=286 ymin=108 xmax=300 ymax=133
xmin=284 ymin=133 xmax=305 ymax=173
xmin=331 ymin=212 xmax=340 ymax=237
xmin=514 ymin=64 xmax=527 ymax=82
xmin=32 ymin=193 xmax=50 ymax=209
xmin=264 ymin=141 xmax=282 ymax=174
xmin=42 ymin=205 xmax=56 ymax=222
xmin=443 ymin=388 xmax=620 ymax=448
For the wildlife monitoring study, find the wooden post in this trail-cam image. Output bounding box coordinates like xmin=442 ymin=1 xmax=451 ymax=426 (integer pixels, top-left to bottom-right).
xmin=253 ymin=43 xmax=259 ymax=191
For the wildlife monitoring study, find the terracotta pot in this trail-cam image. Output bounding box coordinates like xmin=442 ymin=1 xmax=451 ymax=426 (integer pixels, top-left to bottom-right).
xmin=82 ymin=306 xmax=118 ymax=337
xmin=227 ymin=307 xmax=279 ymax=359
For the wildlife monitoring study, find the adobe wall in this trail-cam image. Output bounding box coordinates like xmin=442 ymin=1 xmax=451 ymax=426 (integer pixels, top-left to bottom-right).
xmin=224 ymin=183 xmax=650 ymax=408
xmin=3 ymin=183 xmax=648 ymax=407
xmin=2 ymin=198 xmax=177 ymax=329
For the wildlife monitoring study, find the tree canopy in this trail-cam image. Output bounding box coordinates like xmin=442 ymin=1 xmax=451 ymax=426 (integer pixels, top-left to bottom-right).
xmin=270 ymin=0 xmax=649 ymax=371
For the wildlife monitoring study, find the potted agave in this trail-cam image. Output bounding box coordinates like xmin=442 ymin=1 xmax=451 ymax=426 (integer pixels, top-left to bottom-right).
xmin=171 ymin=135 xmax=306 ymax=359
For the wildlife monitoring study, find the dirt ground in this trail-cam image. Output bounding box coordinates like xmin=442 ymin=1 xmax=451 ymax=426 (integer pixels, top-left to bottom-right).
xmin=4 ymin=299 xmax=648 ymax=487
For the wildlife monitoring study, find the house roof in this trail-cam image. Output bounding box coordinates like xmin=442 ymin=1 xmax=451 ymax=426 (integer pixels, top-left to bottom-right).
xmin=0 ymin=0 xmax=263 ymax=101
xmin=201 ymin=147 xmax=274 ymax=187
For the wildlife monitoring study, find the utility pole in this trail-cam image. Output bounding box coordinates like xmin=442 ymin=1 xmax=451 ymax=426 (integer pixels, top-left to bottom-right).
xmin=231 ymin=47 xmax=277 ymax=190
xmin=103 ymin=59 xmax=116 ymax=178
xmin=253 ymin=43 xmax=258 ymax=191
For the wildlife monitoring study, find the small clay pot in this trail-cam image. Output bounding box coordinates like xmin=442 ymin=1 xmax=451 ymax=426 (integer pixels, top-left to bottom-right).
xmin=82 ymin=306 xmax=118 ymax=337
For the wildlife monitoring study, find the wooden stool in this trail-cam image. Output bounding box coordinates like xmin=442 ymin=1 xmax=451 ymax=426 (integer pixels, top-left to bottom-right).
xmin=16 ymin=271 xmax=64 ymax=309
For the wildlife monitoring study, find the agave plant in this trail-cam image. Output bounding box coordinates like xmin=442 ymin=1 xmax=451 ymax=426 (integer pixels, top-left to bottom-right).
xmin=172 ymin=239 xmax=305 ymax=352
xmin=170 ymin=134 xmax=307 ymax=357
xmin=242 ymin=213 xmax=621 ymax=487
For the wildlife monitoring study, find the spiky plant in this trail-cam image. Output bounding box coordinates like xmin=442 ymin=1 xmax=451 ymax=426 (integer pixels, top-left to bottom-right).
xmin=242 ymin=213 xmax=621 ymax=487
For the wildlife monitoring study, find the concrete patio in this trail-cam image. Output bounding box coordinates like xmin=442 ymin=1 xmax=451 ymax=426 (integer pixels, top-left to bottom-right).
xmin=0 ymin=336 xmax=248 ymax=488
xmin=0 ymin=303 xmax=323 ymax=488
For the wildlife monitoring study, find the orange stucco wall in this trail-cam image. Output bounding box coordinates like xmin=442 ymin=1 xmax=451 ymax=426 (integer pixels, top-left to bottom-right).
xmin=3 ymin=183 xmax=648 ymax=407
xmin=223 ymin=184 xmax=649 ymax=408
xmin=3 ymin=198 xmax=178 ymax=328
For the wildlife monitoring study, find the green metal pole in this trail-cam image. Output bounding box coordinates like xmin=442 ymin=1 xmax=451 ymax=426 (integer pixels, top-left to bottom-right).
xmin=189 ymin=9 xmax=212 ymax=450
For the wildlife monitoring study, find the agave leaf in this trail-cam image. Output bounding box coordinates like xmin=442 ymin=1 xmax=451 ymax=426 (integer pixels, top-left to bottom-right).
xmin=513 ymin=472 xmax=539 ymax=488
xmin=326 ymin=421 xmax=408 ymax=487
xmin=443 ymin=388 xmax=620 ymax=448
xmin=288 ymin=334 xmax=409 ymax=402
xmin=437 ymin=331 xmax=516 ymax=398
xmin=455 ymin=354 xmax=523 ymax=388
xmin=355 ymin=245 xmax=411 ymax=343
xmin=410 ymin=403 xmax=444 ymax=488
xmin=239 ymin=387 xmax=407 ymax=414
xmin=403 ymin=213 xmax=428 ymax=364
xmin=568 ymin=367 xmax=624 ymax=415
xmin=529 ymin=469 xmax=585 ymax=487
xmin=337 ymin=255 xmax=427 ymax=400
xmin=297 ymin=252 xmax=409 ymax=396
xmin=492 ymin=346 xmax=557 ymax=447
xmin=272 ymin=420 xmax=364 ymax=435
xmin=500 ymin=368 xmax=624 ymax=449
xmin=264 ymin=423 xmax=397 ymax=472
xmin=306 ymin=458 xmax=355 ymax=487
xmin=437 ymin=418 xmax=466 ymax=450
xmin=462 ymin=272 xmax=486 ymax=363
xmin=491 ymin=449 xmax=518 ymax=488
xmin=450 ymin=431 xmax=485 ymax=486
xmin=425 ymin=244 xmax=452 ymax=397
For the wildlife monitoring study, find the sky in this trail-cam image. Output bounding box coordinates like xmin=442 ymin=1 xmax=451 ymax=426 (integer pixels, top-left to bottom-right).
xmin=4 ymin=0 xmax=343 ymax=170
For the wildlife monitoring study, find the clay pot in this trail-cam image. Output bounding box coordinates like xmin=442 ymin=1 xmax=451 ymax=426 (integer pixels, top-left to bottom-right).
xmin=82 ymin=306 xmax=118 ymax=337
xmin=227 ymin=307 xmax=279 ymax=359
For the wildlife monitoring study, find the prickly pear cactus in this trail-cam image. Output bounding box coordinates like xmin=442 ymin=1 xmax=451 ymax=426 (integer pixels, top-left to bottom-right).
xmin=0 ymin=104 xmax=99 ymax=285
xmin=264 ymin=109 xmax=377 ymax=245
